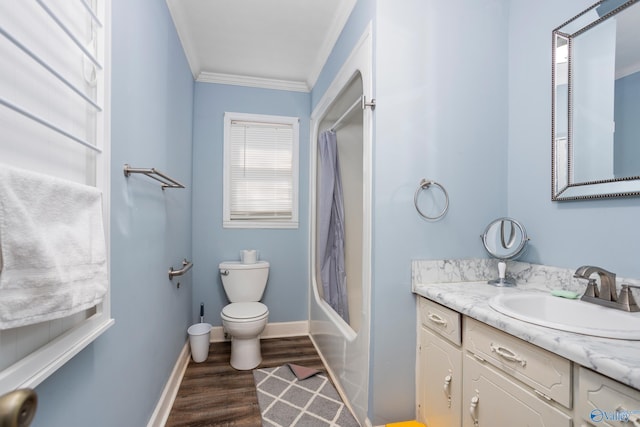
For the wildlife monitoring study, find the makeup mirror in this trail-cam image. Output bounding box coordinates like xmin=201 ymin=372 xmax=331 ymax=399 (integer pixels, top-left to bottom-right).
xmin=481 ymin=218 xmax=529 ymax=286
xmin=482 ymin=217 xmax=529 ymax=260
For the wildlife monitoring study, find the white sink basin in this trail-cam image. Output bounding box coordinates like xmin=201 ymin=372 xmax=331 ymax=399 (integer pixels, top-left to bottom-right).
xmin=489 ymin=292 xmax=640 ymax=340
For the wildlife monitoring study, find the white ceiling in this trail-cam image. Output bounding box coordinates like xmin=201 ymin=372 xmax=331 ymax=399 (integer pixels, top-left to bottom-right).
xmin=166 ymin=0 xmax=357 ymax=92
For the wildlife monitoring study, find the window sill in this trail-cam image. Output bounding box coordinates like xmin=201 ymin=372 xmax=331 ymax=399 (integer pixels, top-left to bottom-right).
xmin=223 ymin=220 xmax=299 ymax=229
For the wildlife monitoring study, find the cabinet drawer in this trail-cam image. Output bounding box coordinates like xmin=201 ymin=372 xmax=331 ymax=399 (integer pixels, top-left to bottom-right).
xmin=419 ymin=297 xmax=461 ymax=346
xmin=463 ymin=354 xmax=572 ymax=427
xmin=577 ymin=367 xmax=640 ymax=427
xmin=465 ymin=318 xmax=572 ymax=408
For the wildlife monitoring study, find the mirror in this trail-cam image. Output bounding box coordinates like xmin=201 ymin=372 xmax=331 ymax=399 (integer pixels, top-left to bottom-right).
xmin=481 ymin=217 xmax=529 ymax=260
xmin=482 ymin=218 xmax=529 ymax=287
xmin=552 ymin=0 xmax=640 ymax=200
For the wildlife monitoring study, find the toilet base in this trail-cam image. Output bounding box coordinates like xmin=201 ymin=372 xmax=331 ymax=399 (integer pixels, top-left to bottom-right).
xmin=221 ymin=304 xmax=268 ymax=371
xmin=230 ymin=337 xmax=262 ymax=370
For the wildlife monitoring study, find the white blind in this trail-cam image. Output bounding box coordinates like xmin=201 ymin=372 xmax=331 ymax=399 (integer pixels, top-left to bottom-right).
xmin=229 ymin=120 xmax=294 ymax=220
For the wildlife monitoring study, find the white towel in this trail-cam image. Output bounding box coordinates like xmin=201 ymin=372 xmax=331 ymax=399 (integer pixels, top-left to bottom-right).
xmin=0 ymin=164 xmax=108 ymax=330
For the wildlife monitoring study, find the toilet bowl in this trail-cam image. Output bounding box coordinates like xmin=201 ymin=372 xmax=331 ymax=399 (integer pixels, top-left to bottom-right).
xmin=219 ymin=260 xmax=270 ymax=370
xmin=221 ymin=302 xmax=269 ymax=370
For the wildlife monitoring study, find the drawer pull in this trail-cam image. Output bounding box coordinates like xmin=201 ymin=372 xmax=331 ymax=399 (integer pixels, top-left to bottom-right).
xmin=469 ymin=395 xmax=479 ymax=426
xmin=616 ymin=405 xmax=640 ymax=427
xmin=490 ymin=343 xmax=527 ymax=367
xmin=533 ymin=389 xmax=552 ymax=401
xmin=428 ymin=313 xmax=447 ymax=326
xmin=443 ymin=374 xmax=452 ymax=408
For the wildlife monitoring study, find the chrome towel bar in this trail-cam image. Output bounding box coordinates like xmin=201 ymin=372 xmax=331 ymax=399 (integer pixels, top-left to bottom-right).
xmin=169 ymin=259 xmax=193 ymax=280
xmin=123 ymin=164 xmax=185 ymax=189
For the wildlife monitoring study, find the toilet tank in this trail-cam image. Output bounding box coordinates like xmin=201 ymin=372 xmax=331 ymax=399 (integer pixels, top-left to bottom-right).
xmin=219 ymin=261 xmax=270 ymax=302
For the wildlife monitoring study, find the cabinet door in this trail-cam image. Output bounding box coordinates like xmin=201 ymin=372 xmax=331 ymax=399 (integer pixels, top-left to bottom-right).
xmin=577 ymin=367 xmax=640 ymax=427
xmin=418 ymin=325 xmax=462 ymax=427
xmin=463 ymin=354 xmax=572 ymax=427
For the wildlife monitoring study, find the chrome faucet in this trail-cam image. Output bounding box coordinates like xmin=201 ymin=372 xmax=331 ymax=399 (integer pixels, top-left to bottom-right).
xmin=574 ymin=265 xmax=617 ymax=302
xmin=574 ymin=265 xmax=640 ymax=312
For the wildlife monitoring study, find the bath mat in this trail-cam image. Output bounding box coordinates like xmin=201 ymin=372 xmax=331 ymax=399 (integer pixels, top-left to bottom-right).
xmin=253 ymin=365 xmax=359 ymax=427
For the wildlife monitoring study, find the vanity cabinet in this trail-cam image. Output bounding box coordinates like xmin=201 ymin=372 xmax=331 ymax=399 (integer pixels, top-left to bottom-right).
xmin=417 ymin=297 xmax=570 ymax=427
xmin=416 ymin=296 xmax=640 ymax=426
xmin=416 ymin=298 xmax=462 ymax=427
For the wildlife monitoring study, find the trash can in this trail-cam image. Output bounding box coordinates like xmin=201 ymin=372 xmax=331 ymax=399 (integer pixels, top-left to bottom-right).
xmin=187 ymin=323 xmax=212 ymax=363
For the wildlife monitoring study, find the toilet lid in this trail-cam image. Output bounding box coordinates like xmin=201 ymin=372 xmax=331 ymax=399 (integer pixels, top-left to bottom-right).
xmin=222 ymin=302 xmax=268 ymax=320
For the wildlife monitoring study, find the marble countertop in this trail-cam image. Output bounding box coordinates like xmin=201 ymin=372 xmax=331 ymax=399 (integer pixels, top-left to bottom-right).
xmin=413 ymin=281 xmax=640 ymax=391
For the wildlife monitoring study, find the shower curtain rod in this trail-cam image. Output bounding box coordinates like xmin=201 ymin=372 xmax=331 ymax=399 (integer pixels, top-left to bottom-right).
xmin=329 ymin=95 xmax=375 ymax=131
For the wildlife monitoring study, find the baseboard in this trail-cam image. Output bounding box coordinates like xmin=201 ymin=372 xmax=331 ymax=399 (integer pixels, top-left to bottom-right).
xmin=263 ymin=320 xmax=309 ymax=338
xmin=209 ymin=320 xmax=309 ymax=342
xmin=146 ymin=341 xmax=190 ymax=427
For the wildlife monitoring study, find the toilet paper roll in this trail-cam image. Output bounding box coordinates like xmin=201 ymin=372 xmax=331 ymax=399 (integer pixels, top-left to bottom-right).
xmin=241 ymin=250 xmax=257 ymax=264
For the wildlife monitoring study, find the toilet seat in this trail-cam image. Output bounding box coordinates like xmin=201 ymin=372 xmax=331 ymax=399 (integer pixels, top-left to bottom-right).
xmin=221 ymin=302 xmax=268 ymax=322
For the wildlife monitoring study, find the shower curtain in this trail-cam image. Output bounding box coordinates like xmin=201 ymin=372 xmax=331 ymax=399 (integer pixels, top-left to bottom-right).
xmin=317 ymin=130 xmax=349 ymax=323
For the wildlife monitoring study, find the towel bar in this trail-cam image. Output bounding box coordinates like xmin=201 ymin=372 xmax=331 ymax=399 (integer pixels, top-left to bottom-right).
xmin=414 ymin=178 xmax=449 ymax=221
xmin=169 ymin=259 xmax=193 ymax=280
xmin=123 ymin=164 xmax=185 ymax=189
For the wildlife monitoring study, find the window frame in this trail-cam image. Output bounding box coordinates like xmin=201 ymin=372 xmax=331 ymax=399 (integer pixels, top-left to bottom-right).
xmin=223 ymin=112 xmax=299 ymax=229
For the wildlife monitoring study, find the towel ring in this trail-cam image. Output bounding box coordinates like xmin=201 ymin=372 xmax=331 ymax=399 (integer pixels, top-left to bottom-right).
xmin=414 ymin=178 xmax=449 ymax=221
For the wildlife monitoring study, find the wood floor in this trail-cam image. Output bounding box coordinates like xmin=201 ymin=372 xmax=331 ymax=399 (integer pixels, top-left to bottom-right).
xmin=165 ymin=336 xmax=326 ymax=427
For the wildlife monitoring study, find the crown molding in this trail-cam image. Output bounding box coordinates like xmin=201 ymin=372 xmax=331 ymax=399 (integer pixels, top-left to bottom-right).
xmin=305 ymin=0 xmax=357 ymax=89
xmin=197 ymin=72 xmax=310 ymax=93
xmin=166 ymin=0 xmax=200 ymax=80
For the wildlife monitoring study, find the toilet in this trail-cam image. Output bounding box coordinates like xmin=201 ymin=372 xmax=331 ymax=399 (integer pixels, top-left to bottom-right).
xmin=219 ymin=260 xmax=269 ymax=370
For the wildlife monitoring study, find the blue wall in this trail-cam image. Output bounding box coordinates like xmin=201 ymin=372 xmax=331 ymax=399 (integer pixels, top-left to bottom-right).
xmin=313 ymin=0 xmax=509 ymax=423
xmin=371 ymin=0 xmax=509 ymax=423
xmin=32 ymin=1 xmax=194 ymax=426
xmin=508 ymin=0 xmax=640 ymax=280
xmin=312 ymin=0 xmax=376 ymax=111
xmin=191 ymin=83 xmax=310 ymax=326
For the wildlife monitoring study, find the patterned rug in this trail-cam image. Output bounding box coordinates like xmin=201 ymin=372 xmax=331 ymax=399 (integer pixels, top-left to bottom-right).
xmin=253 ymin=365 xmax=359 ymax=426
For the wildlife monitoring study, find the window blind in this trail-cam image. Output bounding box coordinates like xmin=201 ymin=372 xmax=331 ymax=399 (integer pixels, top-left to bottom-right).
xmin=229 ymin=120 xmax=294 ymax=220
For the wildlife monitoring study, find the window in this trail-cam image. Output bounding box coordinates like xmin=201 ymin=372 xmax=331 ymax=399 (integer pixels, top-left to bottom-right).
xmin=223 ymin=113 xmax=299 ymax=229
